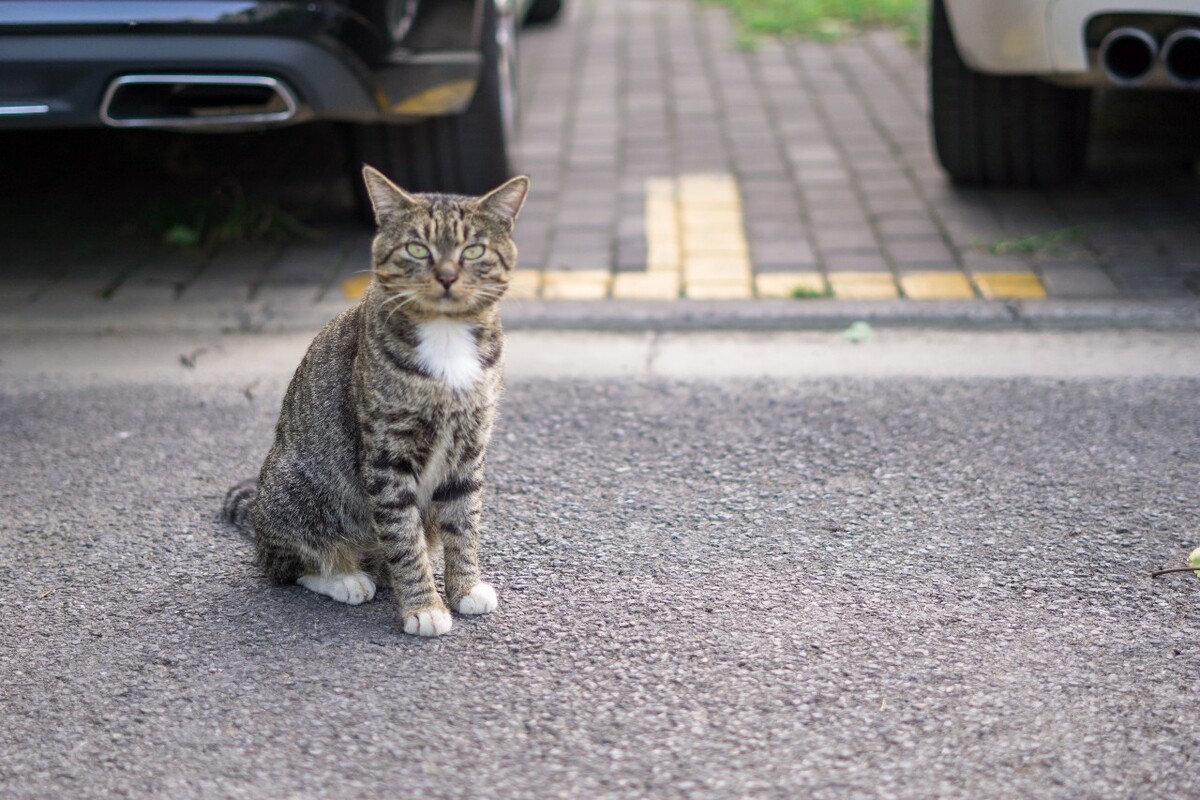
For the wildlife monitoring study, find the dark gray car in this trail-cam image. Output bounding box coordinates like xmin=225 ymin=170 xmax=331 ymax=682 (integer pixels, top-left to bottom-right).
xmin=0 ymin=0 xmax=563 ymax=195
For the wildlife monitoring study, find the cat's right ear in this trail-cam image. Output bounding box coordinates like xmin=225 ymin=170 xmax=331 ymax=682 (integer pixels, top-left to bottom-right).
xmin=362 ymin=165 xmax=420 ymax=224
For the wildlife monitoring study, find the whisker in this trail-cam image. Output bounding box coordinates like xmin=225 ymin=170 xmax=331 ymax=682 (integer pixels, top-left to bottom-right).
xmin=383 ymin=294 xmax=420 ymax=327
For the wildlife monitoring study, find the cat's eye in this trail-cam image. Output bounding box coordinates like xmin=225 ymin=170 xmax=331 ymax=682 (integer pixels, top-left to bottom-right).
xmin=462 ymin=244 xmax=486 ymax=260
xmin=404 ymin=242 xmax=430 ymax=259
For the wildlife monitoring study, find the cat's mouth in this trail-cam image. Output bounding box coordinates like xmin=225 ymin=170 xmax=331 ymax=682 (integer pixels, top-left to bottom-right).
xmin=425 ymin=283 xmax=473 ymax=310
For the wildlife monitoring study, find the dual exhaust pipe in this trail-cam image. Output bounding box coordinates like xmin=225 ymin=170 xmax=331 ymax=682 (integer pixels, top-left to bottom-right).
xmin=1100 ymin=27 xmax=1200 ymax=87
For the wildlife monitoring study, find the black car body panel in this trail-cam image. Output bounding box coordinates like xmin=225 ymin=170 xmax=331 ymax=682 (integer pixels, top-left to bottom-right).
xmin=0 ymin=0 xmax=511 ymax=130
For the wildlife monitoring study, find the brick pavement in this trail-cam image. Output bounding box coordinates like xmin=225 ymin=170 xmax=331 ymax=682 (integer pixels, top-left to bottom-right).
xmin=1 ymin=0 xmax=1199 ymax=314
xmin=508 ymin=0 xmax=1200 ymax=302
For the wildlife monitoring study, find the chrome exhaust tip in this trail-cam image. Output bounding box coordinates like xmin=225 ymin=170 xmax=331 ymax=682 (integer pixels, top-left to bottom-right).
xmin=99 ymin=74 xmax=298 ymax=129
xmin=1099 ymin=27 xmax=1158 ymax=86
xmin=1163 ymin=29 xmax=1200 ymax=87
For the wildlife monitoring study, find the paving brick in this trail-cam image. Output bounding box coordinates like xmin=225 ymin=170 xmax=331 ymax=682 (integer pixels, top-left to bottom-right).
xmin=749 ymin=241 xmax=818 ymax=270
xmin=744 ymin=218 xmax=808 ymax=239
xmin=829 ymin=272 xmax=899 ymax=299
xmin=613 ymin=271 xmax=679 ymax=300
xmin=814 ymin=226 xmax=876 ymax=253
xmin=962 ymin=251 xmax=1033 ymax=273
xmin=808 ymin=207 xmax=871 ymax=227
xmin=974 ymin=272 xmax=1046 ymax=300
xmin=900 ymin=271 xmax=975 ymax=300
xmin=824 ymin=251 xmax=890 ymax=272
xmin=684 ymin=278 xmax=753 ymax=300
xmin=877 ymin=217 xmax=942 ymax=239
xmin=615 ymin=236 xmax=648 ymax=271
xmin=1108 ymin=270 xmax=1192 ymax=297
xmin=1038 ymin=265 xmax=1121 ymax=299
xmin=885 ymin=237 xmax=958 ymax=267
xmin=542 ymin=269 xmax=610 ymax=299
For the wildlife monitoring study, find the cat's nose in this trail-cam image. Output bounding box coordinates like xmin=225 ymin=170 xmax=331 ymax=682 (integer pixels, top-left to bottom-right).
xmin=435 ymin=265 xmax=458 ymax=288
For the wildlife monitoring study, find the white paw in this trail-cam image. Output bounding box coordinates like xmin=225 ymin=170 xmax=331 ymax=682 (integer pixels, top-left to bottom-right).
xmin=297 ymin=572 xmax=376 ymax=606
xmin=456 ymin=582 xmax=498 ymax=616
xmin=403 ymin=607 xmax=453 ymax=637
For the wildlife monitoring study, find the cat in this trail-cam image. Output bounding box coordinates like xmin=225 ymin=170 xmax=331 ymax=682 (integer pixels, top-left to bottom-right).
xmin=222 ymin=165 xmax=528 ymax=637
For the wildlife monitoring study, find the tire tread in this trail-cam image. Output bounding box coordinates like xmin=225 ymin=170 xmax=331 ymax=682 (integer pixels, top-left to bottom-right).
xmin=930 ymin=0 xmax=1090 ymax=187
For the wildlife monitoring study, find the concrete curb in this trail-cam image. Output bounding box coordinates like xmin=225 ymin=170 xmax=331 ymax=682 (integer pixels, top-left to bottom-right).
xmin=498 ymin=299 xmax=1200 ymax=331
xmin=2 ymin=298 xmax=1198 ymax=336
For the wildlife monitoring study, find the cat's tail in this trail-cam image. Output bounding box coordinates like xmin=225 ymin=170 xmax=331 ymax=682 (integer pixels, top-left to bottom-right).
xmin=222 ymin=478 xmax=258 ymax=538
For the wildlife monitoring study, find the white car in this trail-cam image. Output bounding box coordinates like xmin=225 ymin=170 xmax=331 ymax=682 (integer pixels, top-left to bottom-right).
xmin=931 ymin=0 xmax=1200 ymax=186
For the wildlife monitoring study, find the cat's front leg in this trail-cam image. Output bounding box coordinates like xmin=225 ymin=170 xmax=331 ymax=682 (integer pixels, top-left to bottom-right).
xmin=365 ymin=456 xmax=452 ymax=636
xmin=432 ymin=470 xmax=498 ymax=617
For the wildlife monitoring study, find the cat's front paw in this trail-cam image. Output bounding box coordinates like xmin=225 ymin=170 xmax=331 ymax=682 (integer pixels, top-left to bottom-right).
xmin=402 ymin=606 xmax=453 ymax=637
xmin=455 ymin=582 xmax=498 ymax=616
xmin=297 ymin=572 xmax=376 ymax=605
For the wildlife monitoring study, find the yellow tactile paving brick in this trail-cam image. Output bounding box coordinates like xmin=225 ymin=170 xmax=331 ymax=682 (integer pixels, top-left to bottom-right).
xmin=685 ymin=285 xmax=753 ymax=300
xmin=340 ymin=273 xmax=373 ymax=299
xmin=541 ymin=269 xmax=611 ymax=300
xmin=680 ymin=210 xmax=742 ymax=228
xmin=505 ymin=269 xmax=541 ymax=300
xmin=645 ymin=181 xmax=681 ymax=273
xmin=677 ymin=173 xmax=742 ymax=204
xmin=900 ymin=271 xmax=975 ymax=300
xmin=646 ymin=218 xmax=680 ymax=244
xmin=645 ymin=173 xmax=752 ymax=294
xmin=646 ymin=233 xmax=681 ymax=272
xmin=828 ymin=272 xmax=900 ymax=299
xmin=612 ymin=271 xmax=680 ymax=300
xmin=755 ymin=272 xmax=828 ymax=299
xmin=973 ymin=271 xmax=1046 ymax=299
xmin=682 ymin=233 xmax=750 ymax=258
xmin=684 ymin=278 xmax=753 ymax=299
xmin=683 ymin=255 xmax=750 ymax=278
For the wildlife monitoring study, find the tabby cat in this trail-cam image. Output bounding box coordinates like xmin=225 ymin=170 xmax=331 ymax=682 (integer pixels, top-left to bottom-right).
xmin=223 ymin=166 xmax=528 ymax=637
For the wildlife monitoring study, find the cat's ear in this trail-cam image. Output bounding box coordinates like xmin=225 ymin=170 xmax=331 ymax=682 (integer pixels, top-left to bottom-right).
xmin=362 ymin=165 xmax=420 ymax=224
xmin=478 ymin=176 xmax=529 ymax=226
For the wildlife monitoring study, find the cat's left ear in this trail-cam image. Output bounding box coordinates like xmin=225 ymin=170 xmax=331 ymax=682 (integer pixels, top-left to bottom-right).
xmin=478 ymin=176 xmax=530 ymax=227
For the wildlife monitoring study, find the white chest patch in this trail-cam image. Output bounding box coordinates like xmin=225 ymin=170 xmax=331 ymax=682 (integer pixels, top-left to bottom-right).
xmin=414 ymin=319 xmax=482 ymax=393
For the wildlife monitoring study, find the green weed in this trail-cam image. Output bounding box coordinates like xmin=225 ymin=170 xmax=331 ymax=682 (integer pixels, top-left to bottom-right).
xmin=791 ymin=283 xmax=833 ymax=299
xmin=129 ymin=181 xmax=318 ymax=251
xmin=705 ymin=0 xmax=927 ymax=42
xmin=984 ymin=227 xmax=1086 ymax=256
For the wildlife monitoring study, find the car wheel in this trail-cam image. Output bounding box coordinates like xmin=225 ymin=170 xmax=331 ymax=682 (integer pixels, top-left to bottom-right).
xmin=349 ymin=0 xmax=517 ymax=209
xmin=930 ymin=0 xmax=1091 ymax=187
xmin=525 ymin=0 xmax=564 ymax=25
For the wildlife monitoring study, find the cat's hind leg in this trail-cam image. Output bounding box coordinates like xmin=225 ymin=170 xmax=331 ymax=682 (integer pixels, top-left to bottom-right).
xmin=297 ymin=571 xmax=376 ymax=605
xmin=258 ymin=539 xmax=377 ymax=605
xmin=293 ymin=542 xmax=377 ymax=605
xmin=252 ymin=466 xmax=378 ymax=606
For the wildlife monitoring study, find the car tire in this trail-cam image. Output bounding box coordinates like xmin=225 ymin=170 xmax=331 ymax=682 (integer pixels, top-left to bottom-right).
xmin=349 ymin=0 xmax=516 ymax=212
xmin=525 ymin=0 xmax=564 ymax=24
xmin=930 ymin=0 xmax=1091 ymax=187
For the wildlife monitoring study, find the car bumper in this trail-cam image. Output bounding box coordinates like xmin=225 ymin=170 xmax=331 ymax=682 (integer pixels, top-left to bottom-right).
xmin=944 ymin=0 xmax=1200 ymax=75
xmin=0 ymin=0 xmax=483 ymax=130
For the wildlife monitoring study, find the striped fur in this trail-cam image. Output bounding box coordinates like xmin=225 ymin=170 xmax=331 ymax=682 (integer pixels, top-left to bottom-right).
xmin=221 ymin=478 xmax=258 ymax=536
xmin=221 ymin=167 xmax=528 ymax=637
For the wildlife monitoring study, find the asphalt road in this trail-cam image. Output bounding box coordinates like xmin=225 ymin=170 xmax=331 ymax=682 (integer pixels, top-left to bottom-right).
xmin=2 ymin=331 xmax=1199 ymax=798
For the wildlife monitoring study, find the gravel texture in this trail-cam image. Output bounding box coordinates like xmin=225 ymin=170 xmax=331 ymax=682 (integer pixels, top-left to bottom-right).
xmin=2 ymin=375 xmax=1199 ymax=798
